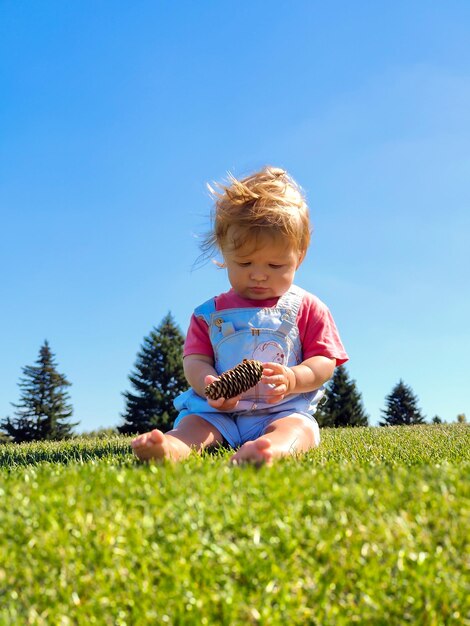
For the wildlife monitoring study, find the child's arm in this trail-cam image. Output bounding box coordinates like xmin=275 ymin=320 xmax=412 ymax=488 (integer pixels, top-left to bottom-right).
xmin=261 ymin=356 xmax=336 ymax=404
xmin=183 ymin=354 xmax=241 ymax=411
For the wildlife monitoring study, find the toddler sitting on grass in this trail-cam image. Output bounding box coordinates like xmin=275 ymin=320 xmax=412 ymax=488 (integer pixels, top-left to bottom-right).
xmin=132 ymin=166 xmax=348 ymax=464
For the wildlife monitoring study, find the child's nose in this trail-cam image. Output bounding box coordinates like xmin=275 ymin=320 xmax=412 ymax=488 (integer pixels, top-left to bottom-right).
xmin=250 ymin=266 xmax=267 ymax=281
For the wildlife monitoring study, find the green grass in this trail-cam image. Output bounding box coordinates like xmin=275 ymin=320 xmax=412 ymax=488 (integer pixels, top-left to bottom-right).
xmin=0 ymin=424 xmax=468 ymax=625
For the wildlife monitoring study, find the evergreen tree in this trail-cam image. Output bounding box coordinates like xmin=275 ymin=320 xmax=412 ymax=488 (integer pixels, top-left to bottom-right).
xmin=1 ymin=341 xmax=76 ymax=442
xmin=380 ymin=379 xmax=426 ymax=426
xmin=0 ymin=431 xmax=11 ymax=444
xmin=315 ymin=366 xmax=368 ymax=428
xmin=119 ymin=313 xmax=187 ymax=435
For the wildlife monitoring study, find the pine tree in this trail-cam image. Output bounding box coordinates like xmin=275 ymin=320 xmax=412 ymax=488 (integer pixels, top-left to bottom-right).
xmin=0 ymin=431 xmax=11 ymax=444
xmin=1 ymin=341 xmax=76 ymax=443
xmin=119 ymin=313 xmax=187 ymax=435
xmin=315 ymin=366 xmax=368 ymax=428
xmin=380 ymin=379 xmax=426 ymax=426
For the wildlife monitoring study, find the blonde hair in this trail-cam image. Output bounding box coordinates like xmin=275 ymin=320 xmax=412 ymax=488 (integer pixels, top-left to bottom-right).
xmin=199 ymin=166 xmax=311 ymax=262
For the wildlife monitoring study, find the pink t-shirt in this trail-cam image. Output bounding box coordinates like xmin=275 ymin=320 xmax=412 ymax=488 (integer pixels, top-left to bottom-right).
xmin=184 ymin=288 xmax=348 ymax=365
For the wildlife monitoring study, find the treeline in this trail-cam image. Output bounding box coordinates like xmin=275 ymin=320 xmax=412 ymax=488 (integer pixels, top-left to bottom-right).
xmin=1 ymin=313 xmax=466 ymax=444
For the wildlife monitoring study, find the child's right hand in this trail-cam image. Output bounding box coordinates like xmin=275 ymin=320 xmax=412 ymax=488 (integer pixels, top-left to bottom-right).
xmin=204 ymin=374 xmax=241 ymax=411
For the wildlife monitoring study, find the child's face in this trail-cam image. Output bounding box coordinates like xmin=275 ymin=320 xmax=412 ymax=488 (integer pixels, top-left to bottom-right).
xmin=223 ymin=234 xmax=304 ymax=300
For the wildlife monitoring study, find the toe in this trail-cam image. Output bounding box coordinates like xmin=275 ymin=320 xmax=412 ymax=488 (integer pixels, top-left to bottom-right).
xmin=147 ymin=429 xmax=164 ymax=445
xmin=255 ymin=438 xmax=271 ymax=450
xmin=131 ymin=434 xmax=145 ymax=449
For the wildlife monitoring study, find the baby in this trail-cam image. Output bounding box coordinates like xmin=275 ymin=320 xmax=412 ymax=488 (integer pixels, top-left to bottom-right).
xmin=132 ymin=166 xmax=348 ymax=464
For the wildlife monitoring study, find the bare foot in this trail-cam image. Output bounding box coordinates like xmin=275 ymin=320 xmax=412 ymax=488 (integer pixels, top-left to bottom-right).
xmin=131 ymin=429 xmax=183 ymax=462
xmin=230 ymin=438 xmax=275 ymax=466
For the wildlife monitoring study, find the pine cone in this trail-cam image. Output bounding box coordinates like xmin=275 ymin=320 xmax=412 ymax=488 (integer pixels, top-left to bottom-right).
xmin=205 ymin=359 xmax=264 ymax=400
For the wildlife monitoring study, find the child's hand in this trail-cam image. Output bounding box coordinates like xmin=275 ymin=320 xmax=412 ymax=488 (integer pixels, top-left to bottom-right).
xmin=204 ymin=374 xmax=241 ymax=411
xmin=261 ymin=362 xmax=296 ymax=404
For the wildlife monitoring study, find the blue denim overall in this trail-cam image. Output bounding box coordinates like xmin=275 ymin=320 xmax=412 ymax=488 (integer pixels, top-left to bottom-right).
xmin=173 ymin=285 xmax=323 ymax=447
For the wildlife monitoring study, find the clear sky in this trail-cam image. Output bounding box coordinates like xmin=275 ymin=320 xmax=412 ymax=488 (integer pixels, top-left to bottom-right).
xmin=1 ymin=1 xmax=469 ymax=432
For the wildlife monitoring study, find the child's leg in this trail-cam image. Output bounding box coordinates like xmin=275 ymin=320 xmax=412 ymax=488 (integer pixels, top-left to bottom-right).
xmin=131 ymin=414 xmax=224 ymax=462
xmin=230 ymin=414 xmax=319 ymax=465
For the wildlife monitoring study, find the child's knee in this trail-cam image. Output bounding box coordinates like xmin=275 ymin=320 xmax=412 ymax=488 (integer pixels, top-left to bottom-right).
xmin=292 ymin=415 xmax=320 ymax=447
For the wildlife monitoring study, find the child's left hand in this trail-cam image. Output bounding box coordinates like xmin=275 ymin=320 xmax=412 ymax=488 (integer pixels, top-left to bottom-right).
xmin=260 ymin=362 xmax=296 ymax=404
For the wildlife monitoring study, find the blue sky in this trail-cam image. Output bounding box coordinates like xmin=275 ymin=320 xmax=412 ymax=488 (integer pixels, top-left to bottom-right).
xmin=1 ymin=1 xmax=469 ymax=432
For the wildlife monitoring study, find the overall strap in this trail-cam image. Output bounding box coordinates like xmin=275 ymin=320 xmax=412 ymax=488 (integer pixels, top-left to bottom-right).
xmin=276 ymin=285 xmax=304 ymax=337
xmin=193 ymin=297 xmax=217 ymax=324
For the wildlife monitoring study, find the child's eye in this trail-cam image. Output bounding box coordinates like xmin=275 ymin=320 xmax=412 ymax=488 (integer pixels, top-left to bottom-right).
xmin=269 ymin=264 xmax=283 ymax=269
xmin=237 ymin=262 xmax=251 ymax=267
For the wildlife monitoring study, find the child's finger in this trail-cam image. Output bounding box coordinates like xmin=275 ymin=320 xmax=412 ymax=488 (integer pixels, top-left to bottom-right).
xmin=262 ymin=362 xmax=283 ymax=373
xmin=264 ymin=388 xmax=287 ymax=404
xmin=207 ymin=395 xmax=241 ymax=410
xmin=262 ymin=374 xmax=287 ymax=386
xmin=207 ymin=396 xmax=225 ymax=408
